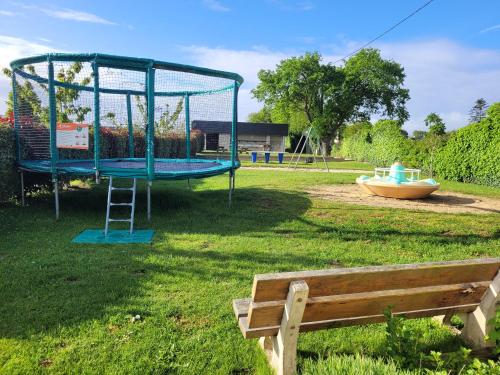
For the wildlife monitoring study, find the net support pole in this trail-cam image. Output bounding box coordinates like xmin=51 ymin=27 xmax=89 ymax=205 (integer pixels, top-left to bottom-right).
xmin=147 ymin=181 xmax=152 ymax=222
xmin=47 ymin=60 xmax=58 ymax=174
xmin=92 ymin=61 xmax=101 ymax=183
xmin=184 ymin=94 xmax=191 ymax=159
xmin=48 ymin=59 xmax=60 ymax=219
xmin=229 ymin=82 xmax=238 ymax=207
xmin=20 ymin=170 xmax=25 ymax=206
xmin=126 ymin=92 xmax=134 ymax=158
xmin=146 ymin=64 xmax=155 ymax=181
xmin=11 ymin=71 xmax=21 ymax=163
xmin=54 ymin=178 xmax=60 ymax=220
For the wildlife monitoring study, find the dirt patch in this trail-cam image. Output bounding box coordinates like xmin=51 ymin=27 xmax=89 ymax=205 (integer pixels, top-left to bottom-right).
xmin=306 ymin=184 xmax=500 ymax=215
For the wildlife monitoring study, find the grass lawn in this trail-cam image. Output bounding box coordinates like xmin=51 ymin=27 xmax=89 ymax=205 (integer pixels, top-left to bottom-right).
xmin=239 ymin=156 xmax=373 ymax=171
xmin=0 ymin=170 xmax=498 ymax=374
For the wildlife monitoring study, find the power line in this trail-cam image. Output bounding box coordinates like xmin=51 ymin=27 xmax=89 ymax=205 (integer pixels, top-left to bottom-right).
xmin=332 ymin=0 xmax=436 ymax=65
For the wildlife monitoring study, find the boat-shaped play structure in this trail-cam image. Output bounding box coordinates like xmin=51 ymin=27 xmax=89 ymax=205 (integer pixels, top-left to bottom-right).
xmin=356 ymin=162 xmax=440 ymax=199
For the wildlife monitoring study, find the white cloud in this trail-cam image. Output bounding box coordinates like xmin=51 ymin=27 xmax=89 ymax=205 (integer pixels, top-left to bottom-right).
xmin=0 ymin=35 xmax=62 ymax=114
xmin=202 ymin=0 xmax=230 ymax=12
xmin=42 ymin=8 xmax=115 ymax=24
xmin=184 ymin=39 xmax=500 ymax=131
xmin=19 ymin=4 xmax=115 ymax=25
xmin=480 ymin=24 xmax=500 ymax=34
xmin=0 ymin=10 xmax=19 ymax=16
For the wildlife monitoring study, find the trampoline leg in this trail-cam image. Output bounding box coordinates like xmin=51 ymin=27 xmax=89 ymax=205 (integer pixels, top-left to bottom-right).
xmin=20 ymin=170 xmax=25 ymax=207
xmin=147 ymin=181 xmax=152 ymax=222
xmin=53 ymin=177 xmax=60 ymax=220
xmin=228 ymin=170 xmax=235 ymax=208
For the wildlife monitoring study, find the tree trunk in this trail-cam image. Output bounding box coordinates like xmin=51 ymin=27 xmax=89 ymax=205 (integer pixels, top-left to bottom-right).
xmin=321 ymin=135 xmax=333 ymax=156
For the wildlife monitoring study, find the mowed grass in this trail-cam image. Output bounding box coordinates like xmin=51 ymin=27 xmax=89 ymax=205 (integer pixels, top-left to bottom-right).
xmin=0 ymin=170 xmax=499 ymax=374
xmin=239 ymin=156 xmax=372 ymax=171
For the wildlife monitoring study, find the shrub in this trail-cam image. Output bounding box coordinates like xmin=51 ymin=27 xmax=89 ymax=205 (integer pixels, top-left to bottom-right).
xmin=435 ymin=103 xmax=500 ymax=187
xmin=0 ymin=124 xmax=18 ymax=201
xmin=339 ymin=122 xmax=372 ymax=161
xmin=370 ymin=120 xmax=409 ymax=166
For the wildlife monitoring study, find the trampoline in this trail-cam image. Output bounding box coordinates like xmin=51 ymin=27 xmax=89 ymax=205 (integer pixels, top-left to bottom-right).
xmin=10 ymin=53 xmax=244 ymax=218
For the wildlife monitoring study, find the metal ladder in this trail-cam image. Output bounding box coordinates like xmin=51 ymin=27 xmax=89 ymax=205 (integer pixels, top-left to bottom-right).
xmin=105 ymin=176 xmax=137 ymax=235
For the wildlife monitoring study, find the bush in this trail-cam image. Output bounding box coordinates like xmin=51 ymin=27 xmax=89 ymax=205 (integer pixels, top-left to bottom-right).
xmin=339 ymin=122 xmax=372 ymax=161
xmin=0 ymin=125 xmax=206 ymax=201
xmin=370 ymin=120 xmax=408 ymax=166
xmin=0 ymin=125 xmax=18 ymax=201
xmin=435 ymin=103 xmax=500 ymax=186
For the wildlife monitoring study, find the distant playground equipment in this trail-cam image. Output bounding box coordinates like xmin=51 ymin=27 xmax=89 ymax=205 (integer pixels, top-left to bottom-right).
xmin=10 ymin=53 xmax=243 ymax=241
xmin=288 ymin=127 xmax=329 ymax=171
xmin=356 ymin=162 xmax=440 ymax=199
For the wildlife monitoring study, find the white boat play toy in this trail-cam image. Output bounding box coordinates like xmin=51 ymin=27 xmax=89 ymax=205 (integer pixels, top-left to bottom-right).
xmin=356 ymin=162 xmax=440 ymax=199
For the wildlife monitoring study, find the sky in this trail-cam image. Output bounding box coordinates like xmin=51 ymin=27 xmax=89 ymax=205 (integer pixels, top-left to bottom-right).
xmin=0 ymin=0 xmax=499 ymax=133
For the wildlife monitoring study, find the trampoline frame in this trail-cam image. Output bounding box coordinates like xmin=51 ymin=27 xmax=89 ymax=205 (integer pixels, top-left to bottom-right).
xmin=10 ymin=53 xmax=244 ymax=219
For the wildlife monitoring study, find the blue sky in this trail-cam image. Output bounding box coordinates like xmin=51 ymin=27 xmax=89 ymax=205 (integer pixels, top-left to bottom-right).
xmin=0 ymin=0 xmax=499 ymax=132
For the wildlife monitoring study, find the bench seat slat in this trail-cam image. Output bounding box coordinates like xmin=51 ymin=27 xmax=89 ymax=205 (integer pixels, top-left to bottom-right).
xmin=247 ymin=282 xmax=489 ymax=329
xmin=251 ymin=259 xmax=500 ymax=302
xmin=237 ymin=304 xmax=479 ymax=339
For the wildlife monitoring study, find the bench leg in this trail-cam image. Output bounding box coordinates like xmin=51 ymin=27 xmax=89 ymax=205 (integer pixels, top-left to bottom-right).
xmin=259 ymin=280 xmax=309 ymax=375
xmin=461 ymin=271 xmax=500 ymax=348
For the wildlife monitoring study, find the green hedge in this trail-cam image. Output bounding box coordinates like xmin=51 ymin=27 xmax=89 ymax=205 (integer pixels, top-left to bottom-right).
xmin=0 ymin=125 xmax=205 ymax=201
xmin=434 ymin=103 xmax=500 ymax=186
xmin=339 ymin=102 xmax=500 ymax=186
xmin=0 ymin=125 xmax=18 ymax=201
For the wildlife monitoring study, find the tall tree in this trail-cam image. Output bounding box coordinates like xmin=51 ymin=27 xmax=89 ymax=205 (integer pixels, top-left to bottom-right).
xmin=247 ymin=107 xmax=273 ymax=123
xmin=468 ymin=98 xmax=488 ymax=124
xmin=252 ymin=49 xmax=409 ymax=155
xmin=424 ymin=112 xmax=446 ymax=135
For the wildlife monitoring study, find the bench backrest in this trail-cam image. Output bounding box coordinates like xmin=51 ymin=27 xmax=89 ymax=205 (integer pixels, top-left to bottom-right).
xmin=245 ymin=258 xmax=500 ymax=334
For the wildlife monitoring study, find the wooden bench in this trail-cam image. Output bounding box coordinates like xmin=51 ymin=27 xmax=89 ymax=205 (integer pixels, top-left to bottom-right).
xmin=233 ymin=258 xmax=500 ymax=375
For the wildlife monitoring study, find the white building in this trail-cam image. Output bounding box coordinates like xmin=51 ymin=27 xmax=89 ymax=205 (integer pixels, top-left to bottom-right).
xmin=192 ymin=121 xmax=289 ymax=152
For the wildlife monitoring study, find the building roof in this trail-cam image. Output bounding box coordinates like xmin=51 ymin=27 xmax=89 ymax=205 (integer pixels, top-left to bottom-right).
xmin=192 ymin=121 xmax=289 ymax=136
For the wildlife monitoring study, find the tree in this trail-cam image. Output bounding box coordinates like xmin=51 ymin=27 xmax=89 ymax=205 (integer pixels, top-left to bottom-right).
xmin=468 ymin=98 xmax=488 ymax=124
xmin=134 ymin=96 xmax=183 ymax=133
xmin=412 ymin=130 xmax=427 ymax=140
xmin=3 ymin=63 xmax=92 ymax=124
xmin=247 ymin=107 xmax=273 ymax=123
xmin=252 ymin=49 xmax=409 ymax=155
xmin=424 ymin=112 xmax=446 ymax=135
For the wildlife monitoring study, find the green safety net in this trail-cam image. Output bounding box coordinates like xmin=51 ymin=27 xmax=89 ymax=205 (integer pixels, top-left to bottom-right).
xmin=11 ymin=53 xmax=243 ymax=180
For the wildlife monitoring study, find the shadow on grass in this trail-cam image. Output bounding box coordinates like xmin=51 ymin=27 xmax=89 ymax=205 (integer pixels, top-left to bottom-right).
xmin=0 ymin=186 xmax=312 ymax=339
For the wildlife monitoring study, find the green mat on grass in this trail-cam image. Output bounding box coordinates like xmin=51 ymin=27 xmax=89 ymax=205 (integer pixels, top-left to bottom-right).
xmin=72 ymin=229 xmax=154 ymax=244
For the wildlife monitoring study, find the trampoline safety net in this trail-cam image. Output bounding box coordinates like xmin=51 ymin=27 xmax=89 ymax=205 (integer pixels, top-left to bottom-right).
xmin=10 ymin=53 xmax=243 ymax=180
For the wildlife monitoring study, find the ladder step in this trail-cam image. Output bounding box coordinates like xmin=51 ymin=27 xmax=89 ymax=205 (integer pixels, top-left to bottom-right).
xmin=110 ymin=202 xmax=133 ymax=206
xmin=111 ymin=187 xmax=134 ymax=191
xmin=108 ymin=219 xmax=132 ymax=222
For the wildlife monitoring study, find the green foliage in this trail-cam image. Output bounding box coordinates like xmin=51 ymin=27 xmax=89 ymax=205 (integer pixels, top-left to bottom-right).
xmin=412 ymin=130 xmax=427 ymax=140
xmin=384 ymin=308 xmax=500 ymax=374
xmin=424 ymin=112 xmax=446 ymax=136
xmin=252 ymin=49 xmax=409 ymax=154
xmin=134 ymin=96 xmax=184 ymax=133
xmin=435 ymin=103 xmax=500 ymax=186
xmin=0 ymin=125 xmax=17 ymax=201
xmin=339 ymin=121 xmax=372 ymax=161
xmin=247 ymin=106 xmax=273 ymax=123
xmin=370 ymin=120 xmax=408 ymax=166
